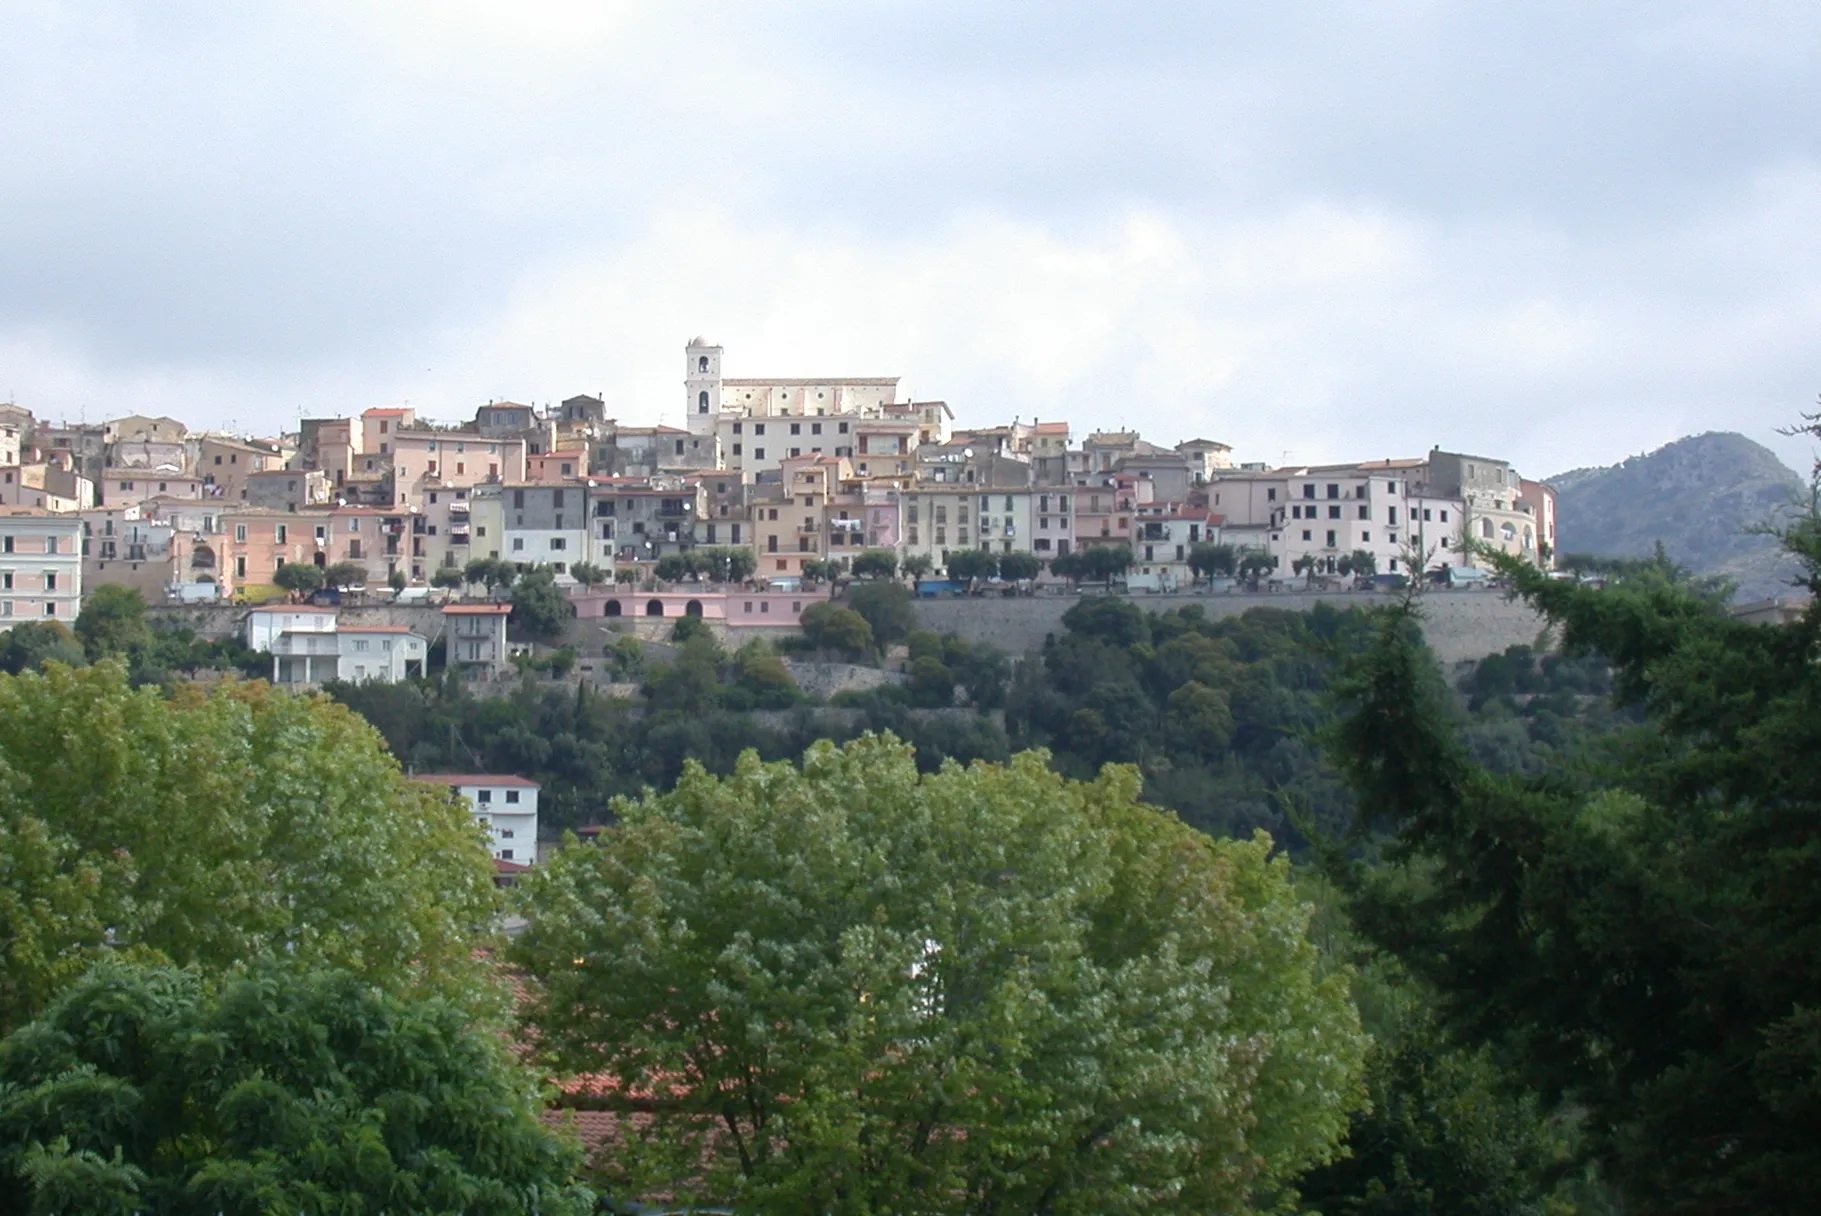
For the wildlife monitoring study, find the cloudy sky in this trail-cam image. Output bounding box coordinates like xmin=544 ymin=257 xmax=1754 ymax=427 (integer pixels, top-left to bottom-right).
xmin=2 ymin=1 xmax=1818 ymax=477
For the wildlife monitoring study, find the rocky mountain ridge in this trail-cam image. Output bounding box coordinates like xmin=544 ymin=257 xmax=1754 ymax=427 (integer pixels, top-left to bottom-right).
xmin=1548 ymin=432 xmax=1809 ymax=603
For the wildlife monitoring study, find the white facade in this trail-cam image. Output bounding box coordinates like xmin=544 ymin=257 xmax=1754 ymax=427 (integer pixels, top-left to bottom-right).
xmin=416 ymin=775 xmax=539 ymax=864
xmin=244 ymin=605 xmax=338 ymax=653
xmin=0 ymin=509 xmax=83 ymax=625
xmin=245 ymin=607 xmax=427 ymax=684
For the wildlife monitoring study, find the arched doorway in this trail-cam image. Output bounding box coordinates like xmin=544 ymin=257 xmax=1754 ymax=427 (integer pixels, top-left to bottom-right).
xmin=646 ymin=599 xmax=665 ymax=616
xmin=604 ymin=599 xmax=622 ymax=617
xmin=685 ymin=599 xmax=703 ymax=617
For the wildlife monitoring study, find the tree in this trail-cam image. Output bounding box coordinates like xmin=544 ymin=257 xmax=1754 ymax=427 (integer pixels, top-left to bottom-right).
xmin=1321 ymin=464 xmax=1821 ymax=1211
xmin=74 ymin=584 xmax=152 ymax=660
xmin=0 ymin=621 xmax=86 ymax=674
xmin=511 ymin=565 xmax=572 ymax=640
xmin=1081 ymin=542 xmax=1133 ymax=588
xmin=1349 ymin=548 xmax=1379 ymax=578
xmin=0 ymin=963 xmax=592 ymax=1215
xmin=1189 ymin=542 xmax=1237 ymax=580
xmin=905 ymin=655 xmax=956 ymax=706
xmin=388 ymin=567 xmax=407 ymax=592
xmin=944 ymin=548 xmax=998 ymax=583
xmin=670 ymin=613 xmax=713 ymax=646
xmin=851 ymin=547 xmax=899 ymax=580
xmin=654 ymin=553 xmax=696 ymax=583
xmin=321 ymin=561 xmax=366 ymax=590
xmin=1049 ymin=549 xmax=1087 ymax=585
xmin=844 ymin=579 xmax=916 ymax=647
xmin=271 ymin=561 xmax=324 ymax=597
xmin=998 ymin=551 xmax=1042 ymax=582
xmin=513 ymin=737 xmax=1364 ymax=1214
xmin=800 ymin=603 xmax=873 ymax=658
xmin=800 ymin=558 xmax=840 ymax=585
xmin=0 ymin=663 xmax=497 ymax=1033
xmin=431 ymin=565 xmax=466 ymax=589
xmin=697 ymin=547 xmax=756 ymax=584
xmin=466 ymin=557 xmax=517 ymax=593
xmin=901 ymin=552 xmax=934 ymax=582
xmin=615 ymin=566 xmax=640 ymax=585
xmin=1238 ymin=550 xmax=1276 ymax=585
xmin=569 ymin=560 xmax=606 ymax=587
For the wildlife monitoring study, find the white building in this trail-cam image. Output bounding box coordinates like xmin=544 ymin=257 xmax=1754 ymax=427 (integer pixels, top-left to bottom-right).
xmin=243 ymin=605 xmax=427 ymax=684
xmin=0 ymin=509 xmax=83 ymax=625
xmin=414 ymin=774 xmax=539 ymax=866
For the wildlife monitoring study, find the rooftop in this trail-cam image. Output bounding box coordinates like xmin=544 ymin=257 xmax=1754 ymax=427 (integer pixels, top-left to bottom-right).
xmin=415 ymin=773 xmax=542 ymax=789
xmin=442 ymin=602 xmax=512 ymax=615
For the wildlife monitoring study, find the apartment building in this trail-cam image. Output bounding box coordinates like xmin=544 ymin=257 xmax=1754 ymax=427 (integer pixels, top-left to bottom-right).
xmin=0 ymin=509 xmax=83 ymax=624
xmin=489 ymin=483 xmax=589 ymax=580
xmin=443 ymin=603 xmax=512 ymax=677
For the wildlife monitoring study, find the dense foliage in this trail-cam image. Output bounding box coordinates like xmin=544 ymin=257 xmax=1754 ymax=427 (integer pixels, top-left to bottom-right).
xmin=0 ymin=963 xmax=591 ymax=1215
xmin=1324 ymin=507 xmax=1821 ymax=1210
xmin=0 ymin=662 xmax=498 ymax=1033
xmin=514 ymin=735 xmax=1365 ymax=1214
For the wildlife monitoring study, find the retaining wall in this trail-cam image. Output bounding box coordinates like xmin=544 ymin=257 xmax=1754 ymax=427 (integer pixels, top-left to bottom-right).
xmin=911 ymin=588 xmax=1550 ymax=665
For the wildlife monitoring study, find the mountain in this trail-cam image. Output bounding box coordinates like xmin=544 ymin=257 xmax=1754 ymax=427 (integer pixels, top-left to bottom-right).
xmin=1548 ymin=432 xmax=1809 ymax=603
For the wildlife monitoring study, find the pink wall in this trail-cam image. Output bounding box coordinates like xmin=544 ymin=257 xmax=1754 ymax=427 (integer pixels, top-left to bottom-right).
xmin=570 ymin=587 xmax=830 ymax=626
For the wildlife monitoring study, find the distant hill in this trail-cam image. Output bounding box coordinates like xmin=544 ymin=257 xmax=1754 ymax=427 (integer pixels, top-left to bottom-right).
xmin=1548 ymin=432 xmax=1809 ymax=603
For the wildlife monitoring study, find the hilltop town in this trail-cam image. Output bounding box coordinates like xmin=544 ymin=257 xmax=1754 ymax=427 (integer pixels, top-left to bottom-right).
xmin=0 ymin=336 xmax=1558 ymax=627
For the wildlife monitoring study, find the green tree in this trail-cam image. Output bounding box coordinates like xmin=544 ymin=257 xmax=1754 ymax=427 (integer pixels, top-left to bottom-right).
xmin=1081 ymin=542 xmax=1133 ymax=588
xmin=1189 ymin=542 xmax=1237 ymax=579
xmin=844 ymin=580 xmax=916 ymax=647
xmin=1163 ymin=679 xmax=1234 ymax=759
xmin=1049 ymin=549 xmax=1087 ymax=585
xmin=944 ymin=548 xmax=998 ymax=583
xmin=1322 ymin=478 xmax=1821 ymax=1211
xmin=734 ymin=641 xmax=801 ymax=709
xmin=569 ymin=560 xmax=607 ymax=587
xmin=431 ymin=565 xmax=466 ymax=589
xmin=0 ymin=621 xmax=87 ymax=674
xmin=905 ymin=655 xmax=956 ymax=706
xmin=466 ymin=556 xmax=517 ymax=593
xmin=513 ymin=737 xmax=1364 ymax=1214
xmin=511 ymin=565 xmax=571 ymax=640
xmin=697 ymin=547 xmax=756 ymax=583
xmin=654 ymin=553 xmax=695 ymax=583
xmin=800 ymin=558 xmax=840 ymax=585
xmin=670 ymin=613 xmax=713 ymax=646
xmin=271 ymin=561 xmax=324 ymax=596
xmin=998 ymin=550 xmax=1042 ymax=581
xmin=900 ymin=552 xmax=933 ymax=581
xmin=614 ymin=566 xmax=639 ymax=585
xmin=801 ymin=604 xmax=873 ymax=658
xmin=74 ymin=584 xmax=152 ymax=660
xmin=388 ymin=567 xmax=407 ymax=592
xmin=851 ymin=547 xmax=899 ymax=580
xmin=1349 ymin=548 xmax=1379 ymax=578
xmin=1238 ymin=550 xmax=1276 ymax=584
xmin=321 ymin=560 xmax=366 ymax=589
xmin=0 ymin=663 xmax=497 ymax=1033
xmin=0 ymin=963 xmax=592 ymax=1215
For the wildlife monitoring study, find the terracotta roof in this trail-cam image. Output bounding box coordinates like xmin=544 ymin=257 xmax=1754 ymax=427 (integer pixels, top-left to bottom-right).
xmin=363 ymin=408 xmax=411 ymax=416
xmin=1034 ymin=422 xmax=1071 ymax=433
xmin=416 ymin=773 xmax=542 ymax=788
xmin=494 ymin=858 xmax=532 ymax=874
xmin=248 ymin=604 xmax=336 ymax=613
xmin=442 ymin=603 xmax=512 ymax=614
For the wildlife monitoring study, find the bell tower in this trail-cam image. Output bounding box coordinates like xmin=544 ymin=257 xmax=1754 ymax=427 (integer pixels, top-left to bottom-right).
xmin=685 ymin=336 xmax=723 ymax=436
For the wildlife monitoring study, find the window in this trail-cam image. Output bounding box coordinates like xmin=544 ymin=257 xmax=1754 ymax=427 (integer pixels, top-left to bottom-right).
xmin=44 ymin=602 xmax=54 ymax=616
xmin=512 ymin=538 xmax=525 ymax=551
xmin=754 ymin=424 xmax=766 ymax=436
xmin=1328 ymin=505 xmax=1341 ymax=520
xmin=1327 ymin=484 xmax=1340 ymax=499
xmin=477 ymin=789 xmax=492 ymax=803
xmin=276 ymin=525 xmax=287 ymax=543
xmin=499 ymin=849 xmax=514 ymax=860
xmin=1301 ymin=530 xmax=1312 ymax=542
xmin=732 ymin=444 xmax=741 ymax=456
xmin=505 ymin=789 xmax=520 ymax=804
xmin=513 ymin=490 xmax=525 ymax=509
xmin=790 ymin=422 xmax=800 ymax=435
xmin=1 ymin=573 xmax=9 ymax=589
xmin=1388 ymin=507 xmax=1399 ymax=525
xmin=1267 ymin=488 xmax=1277 ymax=501
xmin=1302 ymin=484 xmax=1316 ymax=499
xmin=699 ymin=355 xmax=709 ymax=372
xmin=1362 ymin=532 xmax=1371 ymax=543
xmin=1357 ymin=505 xmax=1370 ymax=520
xmin=754 ymin=448 xmax=765 ymax=459
xmin=1326 ymin=530 xmax=1337 ymax=547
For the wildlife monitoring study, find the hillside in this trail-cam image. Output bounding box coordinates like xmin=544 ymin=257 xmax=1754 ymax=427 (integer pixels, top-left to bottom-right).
xmin=1549 ymin=432 xmax=1808 ymax=602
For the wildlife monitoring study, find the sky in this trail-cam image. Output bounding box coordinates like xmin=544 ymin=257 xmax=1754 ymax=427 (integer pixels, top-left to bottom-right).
xmin=2 ymin=0 xmax=1819 ymax=479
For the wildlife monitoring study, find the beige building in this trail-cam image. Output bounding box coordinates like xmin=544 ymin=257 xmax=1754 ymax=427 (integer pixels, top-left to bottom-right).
xmin=0 ymin=509 xmax=83 ymax=624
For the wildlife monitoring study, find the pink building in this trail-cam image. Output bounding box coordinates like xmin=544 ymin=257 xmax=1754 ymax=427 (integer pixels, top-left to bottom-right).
xmin=570 ymin=587 xmax=829 ymax=626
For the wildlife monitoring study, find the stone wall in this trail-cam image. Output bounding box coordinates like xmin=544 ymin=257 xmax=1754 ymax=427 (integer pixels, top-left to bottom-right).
xmin=910 ymin=588 xmax=1550 ymax=665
